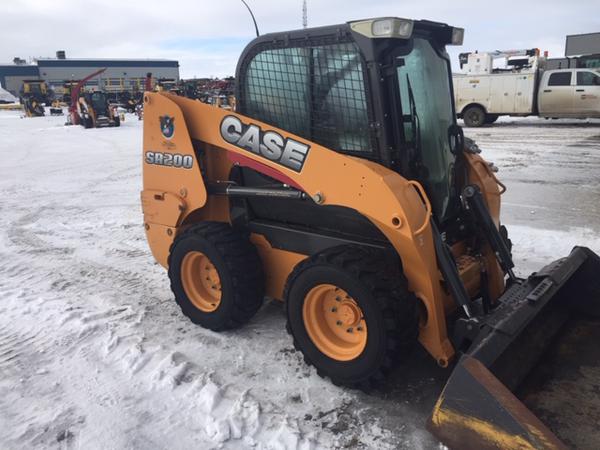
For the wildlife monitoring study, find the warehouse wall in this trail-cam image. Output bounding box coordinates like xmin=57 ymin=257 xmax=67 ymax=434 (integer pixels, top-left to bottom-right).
xmin=1 ymin=59 xmax=179 ymax=97
xmin=0 ymin=65 xmax=40 ymax=96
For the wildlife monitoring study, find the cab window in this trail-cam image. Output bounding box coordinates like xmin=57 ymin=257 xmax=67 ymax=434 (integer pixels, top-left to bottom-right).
xmin=577 ymin=71 xmax=600 ymax=86
xmin=240 ymin=42 xmax=372 ymax=154
xmin=548 ymin=72 xmax=572 ymax=86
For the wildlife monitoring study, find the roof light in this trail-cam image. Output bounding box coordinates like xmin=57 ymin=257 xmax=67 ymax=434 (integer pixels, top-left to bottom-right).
xmin=450 ymin=27 xmax=464 ymax=46
xmin=349 ymin=18 xmax=414 ymax=39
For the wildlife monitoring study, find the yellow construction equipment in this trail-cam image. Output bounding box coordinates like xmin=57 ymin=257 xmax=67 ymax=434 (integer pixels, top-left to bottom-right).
xmin=21 ymin=79 xmax=49 ymax=117
xmin=141 ymin=17 xmax=600 ymax=449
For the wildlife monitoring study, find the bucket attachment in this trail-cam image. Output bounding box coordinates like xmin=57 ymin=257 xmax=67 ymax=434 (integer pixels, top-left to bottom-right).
xmin=428 ymin=247 xmax=600 ymax=449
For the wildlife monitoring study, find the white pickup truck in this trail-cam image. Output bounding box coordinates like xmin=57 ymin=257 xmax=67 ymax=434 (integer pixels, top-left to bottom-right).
xmin=453 ymin=50 xmax=600 ymax=126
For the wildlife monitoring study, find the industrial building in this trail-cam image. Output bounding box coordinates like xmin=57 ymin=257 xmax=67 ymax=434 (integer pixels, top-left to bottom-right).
xmin=0 ymin=51 xmax=179 ymax=98
xmin=546 ymin=32 xmax=600 ymax=69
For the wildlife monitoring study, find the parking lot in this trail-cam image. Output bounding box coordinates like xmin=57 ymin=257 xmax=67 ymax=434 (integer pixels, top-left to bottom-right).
xmin=0 ymin=111 xmax=599 ymax=449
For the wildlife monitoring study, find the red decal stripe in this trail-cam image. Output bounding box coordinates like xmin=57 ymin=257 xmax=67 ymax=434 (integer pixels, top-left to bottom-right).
xmin=227 ymin=152 xmax=304 ymax=191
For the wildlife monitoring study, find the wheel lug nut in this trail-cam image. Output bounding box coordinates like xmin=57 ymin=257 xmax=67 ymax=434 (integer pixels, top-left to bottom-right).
xmin=347 ymin=328 xmax=353 ymax=333
xmin=357 ymin=326 xmax=363 ymax=331
xmin=335 ymin=296 xmax=341 ymax=301
xmin=331 ymin=307 xmax=337 ymax=312
xmin=336 ymin=320 xmax=342 ymax=326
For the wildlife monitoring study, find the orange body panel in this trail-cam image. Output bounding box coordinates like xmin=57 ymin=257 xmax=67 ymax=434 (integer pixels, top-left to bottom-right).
xmin=142 ymin=92 xmax=506 ymax=366
xmin=465 ymin=153 xmax=505 ymax=300
xmin=250 ymin=234 xmax=307 ymax=300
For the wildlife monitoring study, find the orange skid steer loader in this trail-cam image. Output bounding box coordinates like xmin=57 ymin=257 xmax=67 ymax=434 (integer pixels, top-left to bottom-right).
xmin=141 ymin=18 xmax=600 ymax=448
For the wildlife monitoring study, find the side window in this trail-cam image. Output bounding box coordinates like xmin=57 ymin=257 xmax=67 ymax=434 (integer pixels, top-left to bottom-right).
xmin=244 ymin=48 xmax=311 ymax=138
xmin=547 ymin=72 xmax=572 ymax=86
xmin=311 ymin=44 xmax=370 ymax=152
xmin=241 ymin=42 xmax=372 ymax=153
xmin=577 ymin=71 xmax=600 ymax=86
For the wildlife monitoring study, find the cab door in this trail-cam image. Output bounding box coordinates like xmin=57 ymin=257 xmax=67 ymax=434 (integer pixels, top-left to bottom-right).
xmin=538 ymin=71 xmax=574 ymax=116
xmin=573 ymin=70 xmax=600 ymax=116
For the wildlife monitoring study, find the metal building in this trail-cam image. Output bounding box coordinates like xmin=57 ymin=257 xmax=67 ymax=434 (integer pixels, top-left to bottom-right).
xmin=0 ymin=53 xmax=179 ymax=98
xmin=546 ymin=32 xmax=600 ymax=69
xmin=0 ymin=64 xmax=40 ymax=96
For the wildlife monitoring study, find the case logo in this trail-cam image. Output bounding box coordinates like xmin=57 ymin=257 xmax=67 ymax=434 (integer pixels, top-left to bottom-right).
xmin=220 ymin=115 xmax=310 ymax=172
xmin=160 ymin=115 xmax=175 ymax=139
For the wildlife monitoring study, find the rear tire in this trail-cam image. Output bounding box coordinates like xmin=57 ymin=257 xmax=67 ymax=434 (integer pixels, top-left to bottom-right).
xmin=284 ymin=246 xmax=418 ymax=389
xmin=463 ymin=105 xmax=486 ymax=127
xmin=168 ymin=222 xmax=264 ymax=331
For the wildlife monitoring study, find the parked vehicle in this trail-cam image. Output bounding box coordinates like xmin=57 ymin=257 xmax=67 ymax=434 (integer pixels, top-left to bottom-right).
xmin=141 ymin=18 xmax=600 ymax=449
xmin=454 ymin=49 xmax=600 ymax=126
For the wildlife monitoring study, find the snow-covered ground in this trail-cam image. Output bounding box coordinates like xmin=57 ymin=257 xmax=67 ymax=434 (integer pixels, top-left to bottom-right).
xmin=0 ymin=111 xmax=599 ymax=450
xmin=0 ymin=85 xmax=18 ymax=104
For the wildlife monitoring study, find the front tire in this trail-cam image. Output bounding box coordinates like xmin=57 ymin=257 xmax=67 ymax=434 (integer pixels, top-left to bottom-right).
xmin=168 ymin=222 xmax=264 ymax=331
xmin=463 ymin=105 xmax=486 ymax=127
xmin=285 ymin=246 xmax=418 ymax=388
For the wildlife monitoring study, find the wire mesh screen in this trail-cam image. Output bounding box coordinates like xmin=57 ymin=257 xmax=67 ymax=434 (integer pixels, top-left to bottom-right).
xmin=240 ymin=41 xmax=373 ymax=154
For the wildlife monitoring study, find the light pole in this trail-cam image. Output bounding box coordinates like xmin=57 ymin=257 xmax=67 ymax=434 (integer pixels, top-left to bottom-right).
xmin=240 ymin=0 xmax=259 ymax=37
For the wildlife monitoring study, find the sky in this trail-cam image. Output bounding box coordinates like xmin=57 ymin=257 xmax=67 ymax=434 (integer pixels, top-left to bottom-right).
xmin=1 ymin=0 xmax=599 ymax=78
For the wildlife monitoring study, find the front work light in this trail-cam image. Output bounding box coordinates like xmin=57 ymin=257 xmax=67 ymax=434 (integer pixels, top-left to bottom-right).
xmin=349 ymin=18 xmax=414 ymax=39
xmin=450 ymin=27 xmax=465 ymax=45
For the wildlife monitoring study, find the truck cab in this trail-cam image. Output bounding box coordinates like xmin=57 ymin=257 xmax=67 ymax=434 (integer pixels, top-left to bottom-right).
xmin=538 ymin=68 xmax=600 ymax=118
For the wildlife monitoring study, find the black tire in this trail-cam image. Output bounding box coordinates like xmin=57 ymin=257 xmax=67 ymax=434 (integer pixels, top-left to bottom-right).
xmin=484 ymin=114 xmax=499 ymax=124
xmin=463 ymin=105 xmax=486 ymax=127
xmin=113 ymin=116 xmax=121 ymax=127
xmin=84 ymin=117 xmax=93 ymax=129
xmin=168 ymin=222 xmax=264 ymax=331
xmin=284 ymin=246 xmax=418 ymax=389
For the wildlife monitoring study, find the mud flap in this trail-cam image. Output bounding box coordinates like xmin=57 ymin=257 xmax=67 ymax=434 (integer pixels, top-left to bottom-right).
xmin=428 ymin=247 xmax=600 ymax=449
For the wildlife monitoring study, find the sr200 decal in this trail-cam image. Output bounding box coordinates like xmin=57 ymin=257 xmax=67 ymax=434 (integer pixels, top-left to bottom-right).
xmin=220 ymin=116 xmax=310 ymax=173
xmin=145 ymin=152 xmax=193 ymax=169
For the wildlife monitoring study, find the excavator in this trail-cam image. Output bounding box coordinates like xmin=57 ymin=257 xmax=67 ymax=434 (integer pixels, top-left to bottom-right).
xmin=140 ymin=17 xmax=600 ymax=449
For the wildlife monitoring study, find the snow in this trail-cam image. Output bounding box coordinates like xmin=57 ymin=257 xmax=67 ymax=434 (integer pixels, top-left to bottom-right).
xmin=0 ymin=85 xmax=18 ymax=104
xmin=0 ymin=111 xmax=599 ymax=449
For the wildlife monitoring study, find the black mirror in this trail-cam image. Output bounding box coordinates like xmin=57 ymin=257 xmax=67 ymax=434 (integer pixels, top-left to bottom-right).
xmin=448 ymin=124 xmax=464 ymax=155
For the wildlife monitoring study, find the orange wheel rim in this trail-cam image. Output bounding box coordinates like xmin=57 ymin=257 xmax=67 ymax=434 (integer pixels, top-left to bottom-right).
xmin=181 ymin=251 xmax=222 ymax=312
xmin=302 ymin=284 xmax=367 ymax=361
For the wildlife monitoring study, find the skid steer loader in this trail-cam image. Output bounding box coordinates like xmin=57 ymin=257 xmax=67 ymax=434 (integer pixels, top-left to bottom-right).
xmin=141 ymin=18 xmax=600 ymax=449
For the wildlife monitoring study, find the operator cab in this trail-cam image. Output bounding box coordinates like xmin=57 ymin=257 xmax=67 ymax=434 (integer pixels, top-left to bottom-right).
xmin=234 ymin=18 xmax=465 ymax=234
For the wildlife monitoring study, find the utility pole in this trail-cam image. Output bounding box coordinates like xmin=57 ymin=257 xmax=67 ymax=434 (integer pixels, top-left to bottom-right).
xmin=302 ymin=0 xmax=307 ymax=29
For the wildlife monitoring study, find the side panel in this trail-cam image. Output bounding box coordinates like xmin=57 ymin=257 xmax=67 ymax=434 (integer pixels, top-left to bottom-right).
xmin=538 ymin=71 xmax=575 ymax=116
xmin=141 ymin=93 xmax=208 ymax=267
xmin=453 ymin=73 xmax=536 ymax=115
xmin=572 ymin=70 xmax=600 ymax=116
xmin=145 ymin=92 xmax=456 ymax=365
xmin=250 ymin=234 xmax=307 ymax=300
xmin=454 ymin=75 xmax=492 ymax=113
xmin=500 ymin=75 xmax=518 ymax=112
xmin=515 ymin=74 xmax=536 ymax=113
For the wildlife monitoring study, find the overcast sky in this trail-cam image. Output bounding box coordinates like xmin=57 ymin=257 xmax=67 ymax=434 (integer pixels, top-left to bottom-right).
xmin=2 ymin=0 xmax=599 ymax=78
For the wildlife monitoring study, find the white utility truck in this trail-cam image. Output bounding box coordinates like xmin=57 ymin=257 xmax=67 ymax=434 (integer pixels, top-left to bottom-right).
xmin=453 ymin=49 xmax=600 ymax=126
